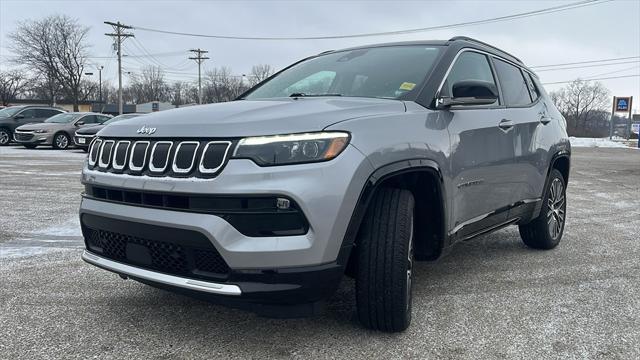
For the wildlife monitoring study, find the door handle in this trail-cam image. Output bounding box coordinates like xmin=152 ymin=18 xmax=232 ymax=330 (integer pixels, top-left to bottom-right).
xmin=498 ymin=119 xmax=514 ymax=131
xmin=539 ymin=116 xmax=552 ymax=125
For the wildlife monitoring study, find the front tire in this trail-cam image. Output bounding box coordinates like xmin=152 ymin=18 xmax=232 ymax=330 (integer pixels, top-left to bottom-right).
xmin=356 ymin=188 xmax=415 ymax=332
xmin=53 ymin=133 xmax=70 ymax=150
xmin=519 ymin=169 xmax=567 ymax=249
xmin=0 ymin=128 xmax=11 ymax=146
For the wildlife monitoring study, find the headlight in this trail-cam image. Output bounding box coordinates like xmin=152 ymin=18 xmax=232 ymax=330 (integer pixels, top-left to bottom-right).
xmin=34 ymin=129 xmax=48 ymax=133
xmin=233 ymin=132 xmax=350 ymax=166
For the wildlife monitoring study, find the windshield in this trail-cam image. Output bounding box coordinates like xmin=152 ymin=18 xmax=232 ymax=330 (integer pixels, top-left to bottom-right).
xmin=0 ymin=107 xmax=25 ymax=117
xmin=103 ymin=113 xmax=141 ymax=125
xmin=45 ymin=113 xmax=80 ymax=123
xmin=244 ymin=45 xmax=442 ymax=100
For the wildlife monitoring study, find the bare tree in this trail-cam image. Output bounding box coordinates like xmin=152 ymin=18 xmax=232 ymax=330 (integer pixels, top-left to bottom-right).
xmin=9 ymin=15 xmax=90 ymax=111
xmin=0 ymin=69 xmax=32 ymax=105
xmin=248 ymin=64 xmax=274 ymax=86
xmin=23 ymin=72 xmax=62 ymax=105
xmin=203 ymin=67 xmax=244 ymax=103
xmin=128 ymin=66 xmax=170 ymax=103
xmin=550 ymin=79 xmax=610 ymax=136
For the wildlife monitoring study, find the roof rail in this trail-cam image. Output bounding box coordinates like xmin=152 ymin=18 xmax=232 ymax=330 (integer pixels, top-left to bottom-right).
xmin=448 ymin=36 xmax=523 ymax=64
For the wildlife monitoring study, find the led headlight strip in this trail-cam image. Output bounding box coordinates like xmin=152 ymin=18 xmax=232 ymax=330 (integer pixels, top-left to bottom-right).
xmin=233 ymin=132 xmax=350 ymax=166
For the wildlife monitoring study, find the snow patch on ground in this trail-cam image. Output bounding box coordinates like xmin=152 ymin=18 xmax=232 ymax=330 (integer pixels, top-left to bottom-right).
xmin=569 ymin=137 xmax=631 ymax=148
xmin=0 ymin=246 xmax=72 ymax=259
xmin=0 ymin=146 xmax=87 ymax=158
xmin=33 ymin=217 xmax=82 ymax=237
xmin=0 ymin=218 xmax=83 ymax=259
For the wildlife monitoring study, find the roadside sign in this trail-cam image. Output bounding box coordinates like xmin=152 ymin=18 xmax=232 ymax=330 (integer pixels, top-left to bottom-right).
xmin=632 ymin=123 xmax=640 ymax=135
xmin=614 ymin=97 xmax=631 ymax=112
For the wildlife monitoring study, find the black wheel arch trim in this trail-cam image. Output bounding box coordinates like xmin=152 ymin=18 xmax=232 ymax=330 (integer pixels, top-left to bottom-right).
xmin=534 ymin=149 xmax=570 ymax=218
xmin=336 ymin=158 xmax=447 ymax=266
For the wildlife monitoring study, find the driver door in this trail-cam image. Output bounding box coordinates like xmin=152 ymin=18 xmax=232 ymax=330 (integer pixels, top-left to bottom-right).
xmin=444 ymin=51 xmax=518 ymax=239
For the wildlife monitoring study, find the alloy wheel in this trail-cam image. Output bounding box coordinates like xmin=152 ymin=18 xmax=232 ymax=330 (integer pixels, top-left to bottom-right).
xmin=56 ymin=134 xmax=69 ymax=149
xmin=0 ymin=130 xmax=9 ymax=145
xmin=546 ymin=178 xmax=566 ymax=240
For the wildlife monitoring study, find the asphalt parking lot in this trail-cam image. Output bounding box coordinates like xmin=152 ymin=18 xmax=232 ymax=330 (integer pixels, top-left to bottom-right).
xmin=1 ymin=145 xmax=639 ymax=359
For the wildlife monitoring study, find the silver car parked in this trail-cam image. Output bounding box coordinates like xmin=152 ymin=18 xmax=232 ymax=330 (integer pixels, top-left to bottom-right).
xmin=80 ymin=37 xmax=570 ymax=332
xmin=14 ymin=112 xmax=111 ymax=149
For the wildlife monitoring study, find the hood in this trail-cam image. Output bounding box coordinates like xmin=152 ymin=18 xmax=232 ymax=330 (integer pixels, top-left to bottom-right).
xmin=16 ymin=122 xmax=67 ymax=131
xmin=98 ymin=97 xmax=406 ymax=138
xmin=76 ymin=124 xmax=105 ymax=135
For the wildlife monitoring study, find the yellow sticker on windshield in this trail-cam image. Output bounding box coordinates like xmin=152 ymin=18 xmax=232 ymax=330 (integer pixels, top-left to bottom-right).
xmin=399 ymin=82 xmax=416 ymax=91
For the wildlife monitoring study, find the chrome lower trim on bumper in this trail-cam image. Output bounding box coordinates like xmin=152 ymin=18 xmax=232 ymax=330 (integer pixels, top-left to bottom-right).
xmin=81 ymin=250 xmax=242 ymax=296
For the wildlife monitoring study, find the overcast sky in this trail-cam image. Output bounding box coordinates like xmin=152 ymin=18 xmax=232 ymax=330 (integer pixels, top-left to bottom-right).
xmin=1 ymin=0 xmax=639 ymax=111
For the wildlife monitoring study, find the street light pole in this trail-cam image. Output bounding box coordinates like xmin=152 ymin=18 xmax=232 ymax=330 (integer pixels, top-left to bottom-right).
xmin=98 ymin=65 xmax=104 ymax=109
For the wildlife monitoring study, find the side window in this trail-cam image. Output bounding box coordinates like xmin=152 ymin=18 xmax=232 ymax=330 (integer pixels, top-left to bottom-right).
xmin=80 ymin=115 xmax=97 ymax=124
xmin=493 ymin=59 xmax=532 ymax=106
xmin=98 ymin=115 xmax=111 ymax=123
xmin=18 ymin=109 xmax=36 ymax=118
xmin=442 ymin=51 xmax=498 ymax=105
xmin=35 ymin=109 xmax=56 ymax=118
xmin=524 ymin=72 xmax=539 ymax=102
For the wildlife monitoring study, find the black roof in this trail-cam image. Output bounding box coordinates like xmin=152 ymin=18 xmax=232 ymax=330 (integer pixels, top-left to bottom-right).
xmin=319 ymin=36 xmax=526 ymax=69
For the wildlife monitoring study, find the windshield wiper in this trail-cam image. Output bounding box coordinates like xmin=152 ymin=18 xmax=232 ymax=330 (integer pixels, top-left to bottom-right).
xmin=289 ymin=93 xmax=342 ymax=97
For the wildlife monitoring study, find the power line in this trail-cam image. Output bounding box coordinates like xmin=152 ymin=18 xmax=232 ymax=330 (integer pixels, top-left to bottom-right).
xmin=541 ymin=74 xmax=640 ymax=85
xmin=535 ymin=60 xmax=640 ymax=72
xmin=531 ymin=55 xmax=640 ymax=68
xmin=88 ymin=51 xmax=186 ymax=59
xmin=131 ymin=0 xmax=612 ymax=40
xmin=585 ymin=64 xmax=640 ymax=79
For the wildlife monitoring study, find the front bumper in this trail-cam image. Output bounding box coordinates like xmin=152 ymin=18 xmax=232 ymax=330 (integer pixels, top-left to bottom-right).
xmin=14 ymin=132 xmax=52 ymax=145
xmin=80 ymin=145 xmax=372 ymax=304
xmin=80 ymin=145 xmax=372 ymax=268
xmin=74 ymin=134 xmax=94 ymax=148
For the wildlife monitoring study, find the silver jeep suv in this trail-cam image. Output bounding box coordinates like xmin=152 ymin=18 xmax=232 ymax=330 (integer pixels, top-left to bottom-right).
xmin=80 ymin=37 xmax=570 ymax=332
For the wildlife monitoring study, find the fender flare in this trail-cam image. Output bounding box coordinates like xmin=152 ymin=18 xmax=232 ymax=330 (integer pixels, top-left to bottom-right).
xmin=533 ymin=150 xmax=571 ymax=218
xmin=336 ymin=158 xmax=447 ymax=266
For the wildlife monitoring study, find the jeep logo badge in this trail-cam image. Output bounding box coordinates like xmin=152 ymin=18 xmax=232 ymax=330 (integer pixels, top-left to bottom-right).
xmin=136 ymin=125 xmax=156 ymax=135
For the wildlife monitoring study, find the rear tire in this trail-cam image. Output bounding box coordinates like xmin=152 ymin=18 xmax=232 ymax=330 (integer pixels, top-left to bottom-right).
xmin=519 ymin=169 xmax=567 ymax=249
xmin=356 ymin=187 xmax=415 ymax=332
xmin=53 ymin=132 xmax=70 ymax=150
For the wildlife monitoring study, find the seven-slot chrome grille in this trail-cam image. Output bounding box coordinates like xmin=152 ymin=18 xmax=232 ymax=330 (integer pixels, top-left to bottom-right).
xmin=87 ymin=138 xmax=233 ymax=178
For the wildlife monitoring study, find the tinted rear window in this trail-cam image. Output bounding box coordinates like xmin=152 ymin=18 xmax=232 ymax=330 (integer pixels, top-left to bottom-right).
xmin=493 ymin=59 xmax=532 ymax=106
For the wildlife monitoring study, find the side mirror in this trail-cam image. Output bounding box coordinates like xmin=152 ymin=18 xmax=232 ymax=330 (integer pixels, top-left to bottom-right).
xmin=76 ymin=120 xmax=85 ymax=126
xmin=436 ymin=80 xmax=498 ymax=109
xmin=14 ymin=114 xmax=24 ymax=120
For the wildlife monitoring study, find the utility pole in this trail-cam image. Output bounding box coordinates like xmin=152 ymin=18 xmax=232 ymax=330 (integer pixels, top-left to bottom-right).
xmin=189 ymin=49 xmax=209 ymax=105
xmin=105 ymin=21 xmax=134 ymax=115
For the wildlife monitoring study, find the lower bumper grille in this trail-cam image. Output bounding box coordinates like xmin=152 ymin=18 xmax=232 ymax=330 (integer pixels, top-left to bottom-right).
xmin=82 ymin=214 xmax=230 ymax=279
xmin=14 ymin=133 xmax=34 ymax=141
